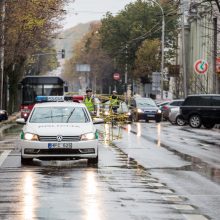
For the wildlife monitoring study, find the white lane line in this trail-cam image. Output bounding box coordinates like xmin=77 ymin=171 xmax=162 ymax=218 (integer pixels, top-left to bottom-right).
xmin=162 ymin=195 xmax=184 ymax=202
xmin=0 ymin=150 xmax=11 ymax=167
xmin=172 ymin=204 xmax=195 ymax=210
xmin=183 ymin=214 xmax=209 ymax=220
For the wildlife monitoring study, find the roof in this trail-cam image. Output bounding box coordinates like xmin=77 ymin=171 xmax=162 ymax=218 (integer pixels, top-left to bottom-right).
xmin=187 ymin=94 xmax=220 ymax=97
xmin=19 ymin=76 xmax=65 ymax=85
xmin=34 ymin=102 xmax=85 ymax=108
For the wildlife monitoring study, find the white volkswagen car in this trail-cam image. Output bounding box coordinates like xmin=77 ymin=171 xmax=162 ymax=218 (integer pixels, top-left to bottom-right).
xmin=17 ymin=102 xmax=99 ymax=164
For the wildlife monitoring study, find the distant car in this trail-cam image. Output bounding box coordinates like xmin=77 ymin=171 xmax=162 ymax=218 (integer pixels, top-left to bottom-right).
xmin=0 ymin=110 xmax=8 ymax=121
xmin=130 ymin=97 xmax=162 ymax=122
xmin=168 ymin=107 xmax=186 ymax=126
xmin=161 ymin=99 xmax=184 ymax=120
xmin=180 ymin=94 xmax=220 ymax=129
xmin=17 ymin=102 xmax=99 ymax=164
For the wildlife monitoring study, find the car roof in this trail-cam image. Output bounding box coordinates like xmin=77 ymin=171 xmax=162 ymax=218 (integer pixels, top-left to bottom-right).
xmin=187 ymin=94 xmax=220 ymax=97
xmin=170 ymin=99 xmax=184 ymax=102
xmin=34 ymin=102 xmax=85 ymax=108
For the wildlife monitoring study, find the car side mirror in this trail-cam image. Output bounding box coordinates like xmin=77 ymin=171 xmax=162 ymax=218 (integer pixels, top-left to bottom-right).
xmin=16 ymin=118 xmax=26 ymax=124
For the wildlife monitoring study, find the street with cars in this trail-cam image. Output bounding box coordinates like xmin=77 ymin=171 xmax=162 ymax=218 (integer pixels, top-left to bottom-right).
xmin=0 ymin=103 xmax=220 ymax=219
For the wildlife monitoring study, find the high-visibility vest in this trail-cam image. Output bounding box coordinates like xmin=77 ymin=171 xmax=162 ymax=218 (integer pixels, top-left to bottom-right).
xmin=84 ymin=97 xmax=94 ymax=112
xmin=110 ymin=96 xmax=119 ymax=107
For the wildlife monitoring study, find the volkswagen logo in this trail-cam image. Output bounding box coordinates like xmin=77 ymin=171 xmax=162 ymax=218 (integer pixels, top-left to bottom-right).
xmin=56 ymin=135 xmax=63 ymax=142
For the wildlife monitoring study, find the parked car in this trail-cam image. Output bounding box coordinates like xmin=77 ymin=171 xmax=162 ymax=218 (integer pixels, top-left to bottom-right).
xmin=168 ymin=107 xmax=186 ymax=126
xmin=180 ymin=94 xmax=220 ymax=129
xmin=130 ymin=97 xmax=162 ymax=122
xmin=16 ymin=102 xmax=99 ymax=164
xmin=0 ymin=110 xmax=8 ymax=121
xmin=161 ymin=99 xmax=184 ymax=120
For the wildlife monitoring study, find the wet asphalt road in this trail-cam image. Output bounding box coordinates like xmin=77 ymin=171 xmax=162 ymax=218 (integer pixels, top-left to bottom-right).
xmin=0 ymin=122 xmax=220 ymax=220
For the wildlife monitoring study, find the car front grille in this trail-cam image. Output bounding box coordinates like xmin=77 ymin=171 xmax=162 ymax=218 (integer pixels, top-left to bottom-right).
xmin=144 ymin=110 xmax=156 ymax=114
xmin=39 ymin=136 xmax=81 ymax=142
xmin=38 ymin=149 xmax=81 ymax=154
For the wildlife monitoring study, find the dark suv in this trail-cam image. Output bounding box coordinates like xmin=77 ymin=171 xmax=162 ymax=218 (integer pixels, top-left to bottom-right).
xmin=180 ymin=94 xmax=220 ymax=129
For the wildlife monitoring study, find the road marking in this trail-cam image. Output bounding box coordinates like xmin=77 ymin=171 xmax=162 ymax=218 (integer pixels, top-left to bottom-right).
xmin=148 ymin=182 xmax=165 ymax=187
xmin=0 ymin=150 xmax=11 ymax=167
xmin=183 ymin=214 xmax=209 ymax=220
xmin=152 ymin=189 xmax=173 ymax=194
xmin=172 ymin=204 xmax=195 ymax=210
xmin=163 ymin=195 xmax=184 ymax=202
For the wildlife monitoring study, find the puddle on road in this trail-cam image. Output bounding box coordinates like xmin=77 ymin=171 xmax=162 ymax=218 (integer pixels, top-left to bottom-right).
xmin=157 ymin=143 xmax=220 ymax=184
xmin=126 ymin=127 xmax=220 ymax=184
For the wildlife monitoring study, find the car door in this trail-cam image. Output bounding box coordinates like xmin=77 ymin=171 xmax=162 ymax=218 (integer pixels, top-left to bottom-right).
xmin=211 ymin=96 xmax=220 ymax=123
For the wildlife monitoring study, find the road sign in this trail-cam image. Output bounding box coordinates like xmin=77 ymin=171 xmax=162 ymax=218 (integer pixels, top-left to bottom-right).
xmin=113 ymin=72 xmax=120 ymax=80
xmin=194 ymin=59 xmax=208 ymax=74
xmin=216 ymin=57 xmax=220 ymax=73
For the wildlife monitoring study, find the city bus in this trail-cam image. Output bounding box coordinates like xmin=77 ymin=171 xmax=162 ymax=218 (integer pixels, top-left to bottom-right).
xmin=19 ymin=76 xmax=67 ymax=120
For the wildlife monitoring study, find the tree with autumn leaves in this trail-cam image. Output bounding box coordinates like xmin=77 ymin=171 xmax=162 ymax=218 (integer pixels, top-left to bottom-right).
xmin=63 ymin=0 xmax=179 ymax=94
xmin=0 ymin=0 xmax=68 ymax=112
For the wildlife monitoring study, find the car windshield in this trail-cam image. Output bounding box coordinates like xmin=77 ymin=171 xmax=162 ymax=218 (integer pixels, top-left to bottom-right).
xmin=29 ymin=107 xmax=90 ymax=123
xmin=136 ymin=98 xmax=157 ymax=107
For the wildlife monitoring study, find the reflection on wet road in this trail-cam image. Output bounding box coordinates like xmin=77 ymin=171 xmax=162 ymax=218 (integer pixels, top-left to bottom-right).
xmin=0 ymin=123 xmax=217 ymax=219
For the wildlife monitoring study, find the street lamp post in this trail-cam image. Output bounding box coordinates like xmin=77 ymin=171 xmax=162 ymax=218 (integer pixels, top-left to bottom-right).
xmin=149 ymin=0 xmax=165 ymax=100
xmin=0 ymin=0 xmax=5 ymax=109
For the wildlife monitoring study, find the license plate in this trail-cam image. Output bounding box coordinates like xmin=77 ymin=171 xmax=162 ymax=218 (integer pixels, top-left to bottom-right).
xmin=48 ymin=143 xmax=73 ymax=149
xmin=147 ymin=114 xmax=154 ymax=117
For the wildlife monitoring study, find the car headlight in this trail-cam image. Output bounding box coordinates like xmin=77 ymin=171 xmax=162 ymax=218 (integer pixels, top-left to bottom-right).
xmin=24 ymin=133 xmax=39 ymax=141
xmin=81 ymin=132 xmax=96 ymax=141
xmin=0 ymin=110 xmax=4 ymax=114
xmin=137 ymin=108 xmax=143 ymax=113
xmin=157 ymin=109 xmax=162 ymax=114
xmin=126 ymin=112 xmax=131 ymax=116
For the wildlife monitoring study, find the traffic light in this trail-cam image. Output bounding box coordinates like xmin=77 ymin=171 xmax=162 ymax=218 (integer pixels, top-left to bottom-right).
xmin=61 ymin=49 xmax=65 ymax=59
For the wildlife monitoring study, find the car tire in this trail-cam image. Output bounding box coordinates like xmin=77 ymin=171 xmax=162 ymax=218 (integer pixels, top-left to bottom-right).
xmin=203 ymin=122 xmax=215 ymax=129
xmin=189 ymin=114 xmax=202 ymax=128
xmin=88 ymin=156 xmax=98 ymax=164
xmin=176 ymin=115 xmax=186 ymax=126
xmin=21 ymin=157 xmax=33 ymax=165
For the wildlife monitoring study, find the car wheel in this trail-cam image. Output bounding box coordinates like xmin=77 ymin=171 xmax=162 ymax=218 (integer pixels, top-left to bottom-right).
xmin=203 ymin=122 xmax=215 ymax=129
xmin=21 ymin=156 xmax=33 ymax=165
xmin=88 ymin=156 xmax=98 ymax=164
xmin=189 ymin=114 xmax=202 ymax=128
xmin=176 ymin=115 xmax=186 ymax=126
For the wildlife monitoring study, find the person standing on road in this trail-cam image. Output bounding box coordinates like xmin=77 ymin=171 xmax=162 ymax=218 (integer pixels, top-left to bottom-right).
xmin=84 ymin=88 xmax=96 ymax=114
xmin=110 ymin=90 xmax=120 ymax=113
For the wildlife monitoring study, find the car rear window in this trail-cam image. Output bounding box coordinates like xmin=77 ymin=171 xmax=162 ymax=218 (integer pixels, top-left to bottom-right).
xmin=183 ymin=96 xmax=212 ymax=106
xmin=29 ymin=107 xmax=90 ymax=123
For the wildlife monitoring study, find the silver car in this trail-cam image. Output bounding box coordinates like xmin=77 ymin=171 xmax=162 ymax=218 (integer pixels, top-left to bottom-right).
xmin=168 ymin=107 xmax=186 ymax=126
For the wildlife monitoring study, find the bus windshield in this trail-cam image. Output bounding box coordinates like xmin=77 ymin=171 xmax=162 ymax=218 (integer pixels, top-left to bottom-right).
xmin=20 ymin=76 xmax=65 ymax=105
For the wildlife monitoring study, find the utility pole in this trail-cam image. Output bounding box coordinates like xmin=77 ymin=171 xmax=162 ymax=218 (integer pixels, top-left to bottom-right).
xmin=150 ymin=0 xmax=165 ymax=100
xmin=0 ymin=0 xmax=5 ymax=109
xmin=125 ymin=44 xmax=128 ymax=95
xmin=180 ymin=0 xmax=187 ymax=98
xmin=213 ymin=17 xmax=218 ymax=93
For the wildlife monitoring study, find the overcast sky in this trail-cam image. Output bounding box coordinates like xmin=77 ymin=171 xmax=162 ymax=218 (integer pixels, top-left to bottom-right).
xmin=62 ymin=0 xmax=134 ymax=29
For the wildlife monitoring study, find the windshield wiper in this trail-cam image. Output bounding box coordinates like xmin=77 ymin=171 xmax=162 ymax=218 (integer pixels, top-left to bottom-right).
xmin=66 ymin=108 xmax=75 ymax=123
